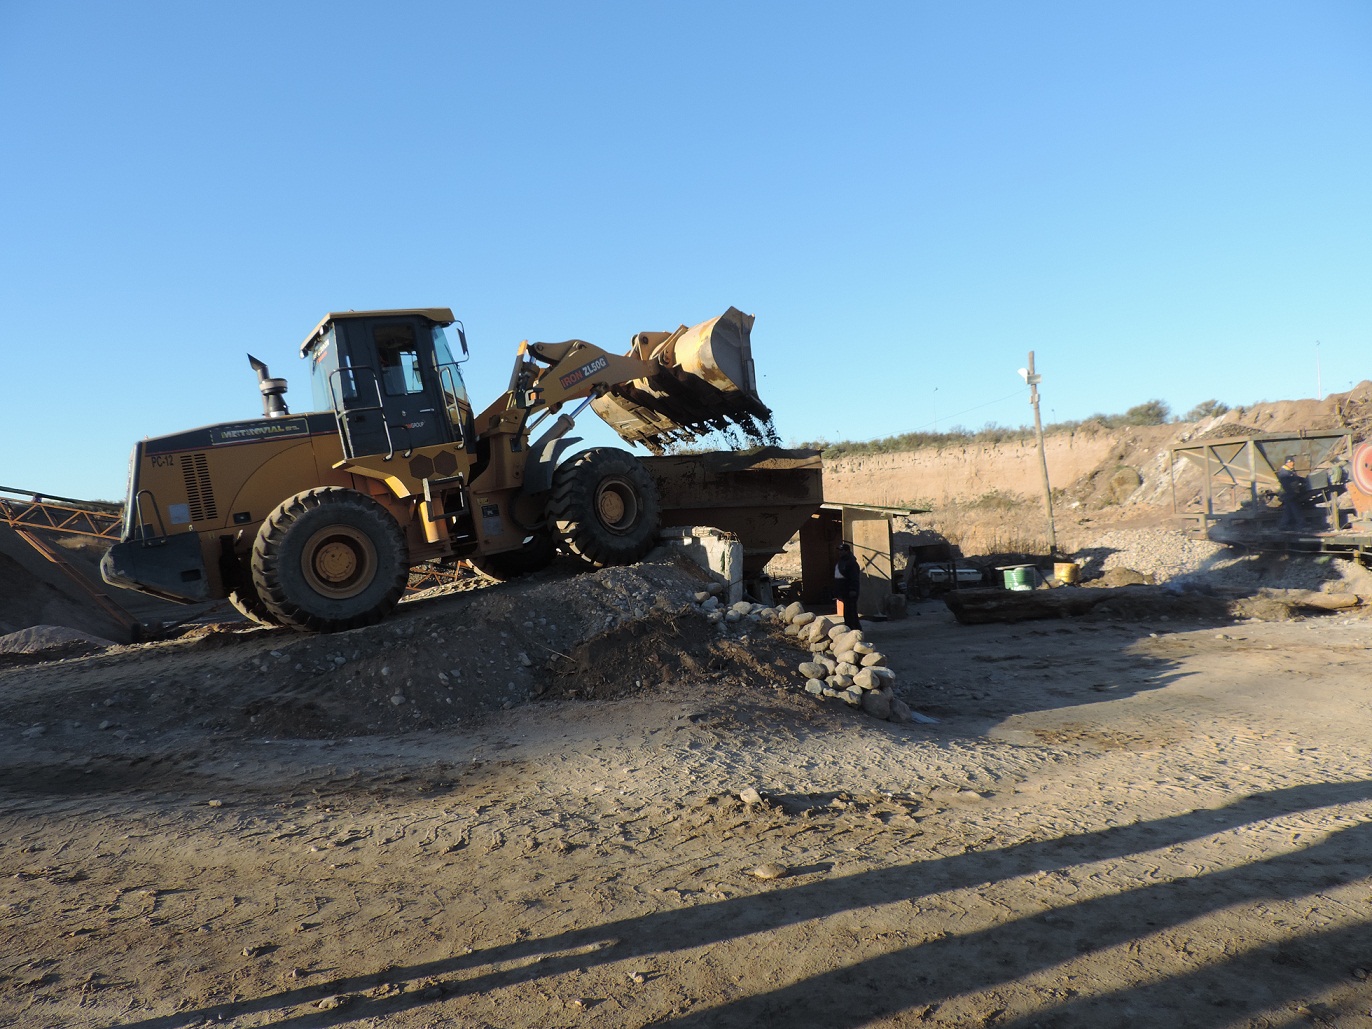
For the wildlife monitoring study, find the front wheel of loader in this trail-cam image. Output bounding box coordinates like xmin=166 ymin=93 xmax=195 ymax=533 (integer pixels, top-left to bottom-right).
xmin=469 ymin=531 xmax=558 ymax=582
xmin=550 ymin=448 xmax=661 ymax=567
xmin=251 ymin=487 xmax=408 ymax=632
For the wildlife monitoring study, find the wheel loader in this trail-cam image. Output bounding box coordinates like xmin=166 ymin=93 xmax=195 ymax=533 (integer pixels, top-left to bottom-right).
xmin=100 ymin=306 xmax=771 ymax=632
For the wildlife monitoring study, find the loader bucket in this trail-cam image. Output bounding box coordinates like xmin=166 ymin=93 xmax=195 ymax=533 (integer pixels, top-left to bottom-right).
xmin=590 ymin=307 xmax=773 ymax=452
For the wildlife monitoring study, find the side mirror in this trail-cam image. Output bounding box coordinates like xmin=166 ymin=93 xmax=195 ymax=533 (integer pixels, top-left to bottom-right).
xmin=454 ymin=320 xmax=470 ymax=360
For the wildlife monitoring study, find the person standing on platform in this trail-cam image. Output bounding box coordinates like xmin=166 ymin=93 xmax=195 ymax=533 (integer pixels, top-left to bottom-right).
xmin=1277 ymin=455 xmax=1307 ymax=531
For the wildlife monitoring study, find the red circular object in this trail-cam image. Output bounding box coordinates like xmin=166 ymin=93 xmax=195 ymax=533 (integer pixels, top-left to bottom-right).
xmin=1353 ymin=442 xmax=1372 ymax=495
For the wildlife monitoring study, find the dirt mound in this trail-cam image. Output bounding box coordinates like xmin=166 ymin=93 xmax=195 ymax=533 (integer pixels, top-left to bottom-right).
xmin=1195 ymin=421 xmax=1264 ymax=440
xmin=541 ymin=614 xmax=795 ymax=702
xmin=0 ymin=625 xmax=114 ymax=666
xmin=0 ymin=555 xmax=792 ymax=741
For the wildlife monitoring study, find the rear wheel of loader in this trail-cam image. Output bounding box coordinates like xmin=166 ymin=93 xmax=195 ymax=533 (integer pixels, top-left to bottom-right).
xmin=550 ymin=448 xmax=661 ymax=567
xmin=251 ymin=488 xmax=408 ymax=632
xmin=469 ymin=531 xmax=558 ymax=582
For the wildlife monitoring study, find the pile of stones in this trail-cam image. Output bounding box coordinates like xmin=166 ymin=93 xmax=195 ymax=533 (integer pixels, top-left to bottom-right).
xmin=691 ymin=585 xmax=922 ymax=724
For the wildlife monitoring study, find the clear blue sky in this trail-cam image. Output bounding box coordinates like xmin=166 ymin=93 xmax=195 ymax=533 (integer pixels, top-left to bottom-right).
xmin=3 ymin=1 xmax=1369 ymax=501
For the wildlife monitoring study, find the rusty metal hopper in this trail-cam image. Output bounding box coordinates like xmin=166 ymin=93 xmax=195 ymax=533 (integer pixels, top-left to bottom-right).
xmin=640 ymin=447 xmax=823 ymax=577
xmin=591 ymin=307 xmax=772 ymax=453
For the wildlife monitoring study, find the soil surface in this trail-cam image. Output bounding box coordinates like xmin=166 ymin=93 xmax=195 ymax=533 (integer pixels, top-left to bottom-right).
xmin=5 ymin=388 xmax=1372 ymax=1027
xmin=4 ymin=553 xmax=1372 ymax=1028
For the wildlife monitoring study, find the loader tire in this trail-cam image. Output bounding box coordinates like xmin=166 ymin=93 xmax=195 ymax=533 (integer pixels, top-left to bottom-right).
xmin=469 ymin=532 xmax=558 ymax=582
xmin=550 ymin=448 xmax=660 ymax=567
xmin=251 ymin=487 xmax=408 ymax=633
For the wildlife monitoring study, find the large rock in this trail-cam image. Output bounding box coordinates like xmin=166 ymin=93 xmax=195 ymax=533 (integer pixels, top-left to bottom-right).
xmin=861 ymin=690 xmax=893 ymax=720
xmin=809 ymin=616 xmax=838 ymax=640
xmin=853 ymin=668 xmax=882 ymax=691
xmin=831 ymin=629 xmax=864 ymax=653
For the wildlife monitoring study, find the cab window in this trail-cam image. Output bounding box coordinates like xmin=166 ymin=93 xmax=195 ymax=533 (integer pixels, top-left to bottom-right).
xmin=308 ymin=328 xmax=345 ymax=410
xmin=375 ymin=324 xmax=424 ymax=396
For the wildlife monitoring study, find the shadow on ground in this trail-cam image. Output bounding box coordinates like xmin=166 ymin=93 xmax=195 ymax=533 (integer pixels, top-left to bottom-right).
xmin=114 ymin=778 xmax=1372 ymax=1029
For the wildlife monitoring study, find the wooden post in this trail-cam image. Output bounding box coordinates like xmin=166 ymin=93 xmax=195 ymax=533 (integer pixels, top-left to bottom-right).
xmin=1024 ymin=351 xmax=1058 ymax=556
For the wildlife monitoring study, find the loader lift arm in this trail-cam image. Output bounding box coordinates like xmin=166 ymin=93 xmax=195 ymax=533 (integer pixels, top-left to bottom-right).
xmin=475 ymin=339 xmax=659 ymax=441
xmin=477 ymin=305 xmax=771 ymax=456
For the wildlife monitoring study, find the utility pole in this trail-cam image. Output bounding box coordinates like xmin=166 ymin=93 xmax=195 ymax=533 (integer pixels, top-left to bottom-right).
xmin=1019 ymin=352 xmax=1057 ymax=556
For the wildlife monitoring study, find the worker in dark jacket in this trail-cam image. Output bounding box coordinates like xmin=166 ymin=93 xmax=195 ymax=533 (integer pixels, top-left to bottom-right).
xmin=1277 ymin=455 xmax=1306 ymax=531
xmin=834 ymin=543 xmax=862 ymax=629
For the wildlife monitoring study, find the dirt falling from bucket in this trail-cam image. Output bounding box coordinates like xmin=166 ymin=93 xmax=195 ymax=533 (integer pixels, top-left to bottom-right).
xmin=667 ymin=413 xmax=780 ymax=454
xmin=740 ymin=413 xmax=781 ymax=448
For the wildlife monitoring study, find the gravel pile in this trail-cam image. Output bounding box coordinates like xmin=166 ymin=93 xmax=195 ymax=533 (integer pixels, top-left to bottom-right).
xmin=1086 ymin=528 xmax=1229 ymax=583
xmin=1085 ymin=527 xmax=1372 ymax=594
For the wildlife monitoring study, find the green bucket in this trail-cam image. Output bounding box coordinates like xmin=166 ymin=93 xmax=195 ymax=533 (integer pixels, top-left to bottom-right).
xmin=1000 ymin=565 xmax=1036 ymax=591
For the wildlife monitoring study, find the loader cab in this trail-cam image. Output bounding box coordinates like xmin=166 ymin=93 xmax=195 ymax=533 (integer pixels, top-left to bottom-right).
xmin=302 ymin=308 xmax=472 ymax=460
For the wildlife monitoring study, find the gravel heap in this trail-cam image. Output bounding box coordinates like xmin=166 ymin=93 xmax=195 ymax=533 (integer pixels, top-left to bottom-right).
xmin=1086 ymin=528 xmax=1229 ymax=583
xmin=1084 ymin=527 xmax=1372 ymax=594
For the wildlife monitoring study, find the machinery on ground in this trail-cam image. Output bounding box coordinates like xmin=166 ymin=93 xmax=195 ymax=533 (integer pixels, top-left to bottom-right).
xmin=102 ymin=307 xmax=770 ymax=632
xmin=1170 ymin=432 xmax=1372 ymax=565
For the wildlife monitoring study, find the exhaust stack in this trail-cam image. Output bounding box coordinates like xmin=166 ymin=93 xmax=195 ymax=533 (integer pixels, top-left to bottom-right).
xmin=248 ymin=354 xmax=290 ymax=418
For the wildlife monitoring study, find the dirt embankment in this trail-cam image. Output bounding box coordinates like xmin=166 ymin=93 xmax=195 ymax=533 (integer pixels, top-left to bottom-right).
xmin=821 ymin=429 xmax=1124 ymax=510
xmin=819 ymin=382 xmax=1372 ymax=558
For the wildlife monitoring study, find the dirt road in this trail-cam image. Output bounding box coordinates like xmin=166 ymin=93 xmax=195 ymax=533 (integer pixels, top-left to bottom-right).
xmin=3 ymin=574 xmax=1371 ymax=1028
